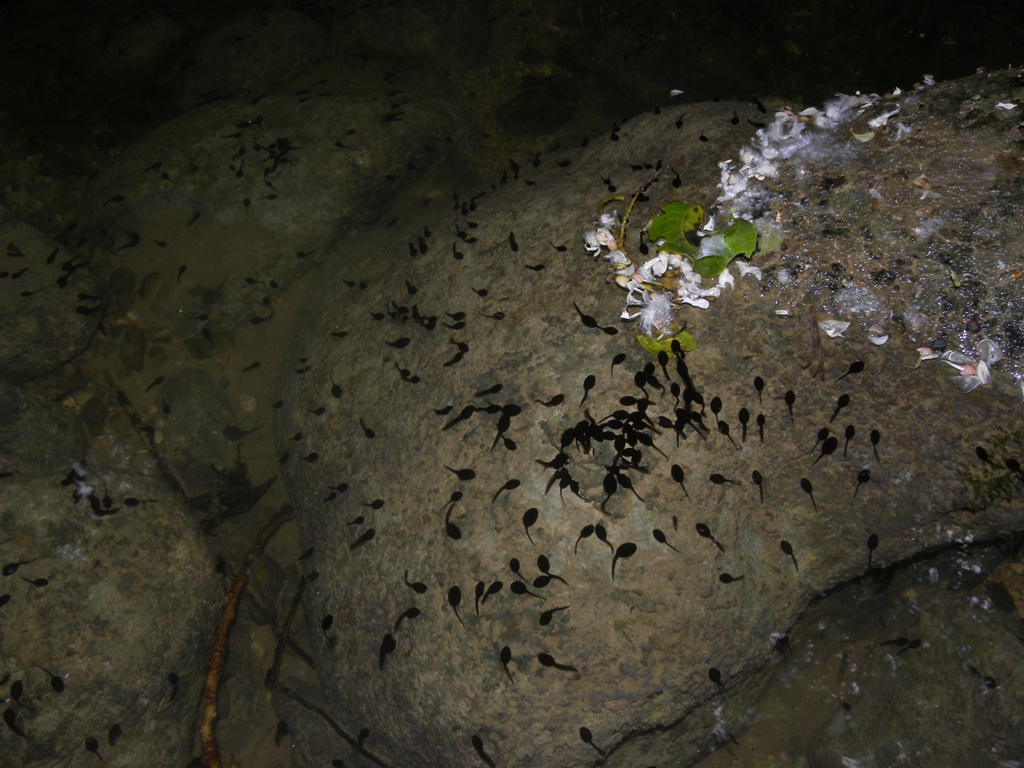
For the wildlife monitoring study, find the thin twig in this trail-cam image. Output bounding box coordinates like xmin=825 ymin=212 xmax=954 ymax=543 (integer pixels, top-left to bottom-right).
xmin=103 ymin=370 xmax=187 ymax=499
xmin=200 ymin=504 xmax=293 ymax=768
xmin=265 ymin=571 xmax=312 ymax=689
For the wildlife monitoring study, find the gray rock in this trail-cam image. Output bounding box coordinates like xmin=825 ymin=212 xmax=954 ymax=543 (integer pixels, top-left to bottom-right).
xmin=160 ymin=367 xmax=236 ymax=471
xmin=0 ymin=205 xmax=104 ymax=383
xmin=174 ymin=8 xmax=326 ymax=109
xmin=0 ymin=469 xmax=220 ymax=768
xmin=275 ymin=70 xmax=1024 ymax=767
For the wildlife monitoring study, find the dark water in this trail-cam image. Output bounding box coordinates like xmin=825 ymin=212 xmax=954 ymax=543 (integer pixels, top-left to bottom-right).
xmin=4 ymin=0 xmax=1024 ymax=183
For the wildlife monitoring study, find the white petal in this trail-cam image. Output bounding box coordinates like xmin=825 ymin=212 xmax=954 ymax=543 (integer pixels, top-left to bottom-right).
xmin=680 ymin=296 xmax=710 ymax=309
xmin=868 ymin=333 xmax=889 ymax=345
xmin=736 ymin=261 xmax=762 ymax=280
xmin=818 ymin=320 xmax=850 ymax=338
xmin=941 ymin=350 xmax=975 ymax=366
xmin=975 ymin=360 xmax=992 ymax=386
xmin=953 ymin=374 xmax=983 ymax=394
xmin=976 ymin=338 xmax=1003 ymax=365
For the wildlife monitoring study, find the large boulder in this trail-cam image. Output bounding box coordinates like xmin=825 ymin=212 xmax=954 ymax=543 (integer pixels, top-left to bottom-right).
xmin=276 ymin=70 xmax=1024 ymax=766
xmin=0 ymin=383 xmax=220 ymax=767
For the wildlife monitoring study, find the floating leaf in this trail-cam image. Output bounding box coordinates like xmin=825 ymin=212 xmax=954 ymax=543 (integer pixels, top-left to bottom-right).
xmin=690 ymin=218 xmax=758 ymax=277
xmin=637 ymin=329 xmax=696 ymax=356
xmin=648 ymin=202 xmax=702 ymax=256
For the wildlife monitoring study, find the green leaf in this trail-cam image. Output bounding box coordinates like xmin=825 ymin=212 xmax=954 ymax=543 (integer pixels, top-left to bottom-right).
xmin=649 ymin=202 xmax=702 ymax=256
xmin=690 ymin=218 xmax=758 ymax=277
xmin=720 ymin=217 xmax=757 ymax=257
xmin=637 ymin=330 xmax=696 ymax=356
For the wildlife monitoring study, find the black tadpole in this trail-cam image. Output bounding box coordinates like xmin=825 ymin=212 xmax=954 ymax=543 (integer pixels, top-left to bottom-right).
xmin=492 ymin=478 xmax=521 ymax=503
xmin=500 ymin=645 xmax=515 ymax=683
xmin=836 ymin=360 xmax=865 ymax=381
xmin=800 ymin=477 xmax=817 ymax=511
xmin=752 ymin=470 xmax=764 ymax=502
xmin=537 ymin=554 xmax=567 ymax=585
xmin=574 ymin=524 xmax=594 ymax=554
xmin=539 ymin=605 xmax=570 ymax=626
xmin=975 ymin=445 xmax=998 ymax=466
xmin=719 ymin=572 xmax=744 ymax=583
xmin=717 ymin=420 xmax=739 ymax=449
xmin=809 ymin=427 xmax=830 ymax=454
xmin=652 ymin=528 xmax=680 ymax=553
xmin=756 ymin=413 xmax=766 ymax=442
xmin=393 ymin=607 xmax=420 ymax=632
xmin=3 ymin=708 xmax=25 ymax=737
xmin=474 ymin=581 xmax=485 ymax=616
xmin=710 ymin=473 xmax=741 ymax=486
xmin=579 ymin=726 xmax=607 ymax=756
xmin=895 ymin=638 xmax=922 ymax=656
xmin=867 ymin=533 xmax=880 ymax=570
xmin=784 ymin=390 xmax=796 ymax=421
xmin=472 ymin=734 xmax=497 ymax=767
xmin=695 ymin=522 xmax=725 ymax=552
xmin=670 ymin=463 xmax=690 ymax=500
xmin=580 ymin=374 xmax=596 ymax=406
xmin=600 ymin=471 xmax=618 ymax=511
xmin=522 ymin=507 xmax=539 ymax=545
xmin=538 ymin=652 xmax=578 ymax=672
xmin=754 ymin=376 xmax=765 ymax=403
xmin=349 ymin=528 xmax=376 ymax=549
xmin=708 ymin=667 xmax=725 ymax=688
xmin=34 ymin=665 xmax=65 ymax=692
xmin=404 ymin=569 xmax=428 ymax=593
xmin=444 ymin=512 xmax=460 ymax=540
xmin=855 ymin=468 xmax=871 ymax=496
xmin=483 ymin=580 xmax=504 ymax=603
xmin=445 ymin=465 xmax=476 ymax=481
xmin=85 ymin=736 xmax=103 ymax=760
xmin=829 ymin=393 xmax=851 ymax=423
xmin=843 ymin=424 xmax=855 ymax=457
xmin=780 ymin=540 xmax=799 ymax=571
xmin=611 ymin=542 xmax=637 ymax=579
xmin=572 ymin=301 xmax=599 ymax=329
xmin=447 ymin=586 xmax=465 ymax=627
xmin=738 ymin=408 xmax=750 ymax=442
xmin=510 ymin=580 xmax=544 ymax=599
xmin=594 ymin=523 xmax=614 ymax=552
xmin=810 ymin=436 xmax=839 ymax=467
xmin=870 ymin=429 xmax=881 ymax=461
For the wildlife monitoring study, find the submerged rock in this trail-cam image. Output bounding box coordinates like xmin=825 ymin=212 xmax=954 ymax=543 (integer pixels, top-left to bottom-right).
xmin=277 ymin=70 xmax=1024 ymax=766
xmin=0 ymin=205 xmax=104 ymax=383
